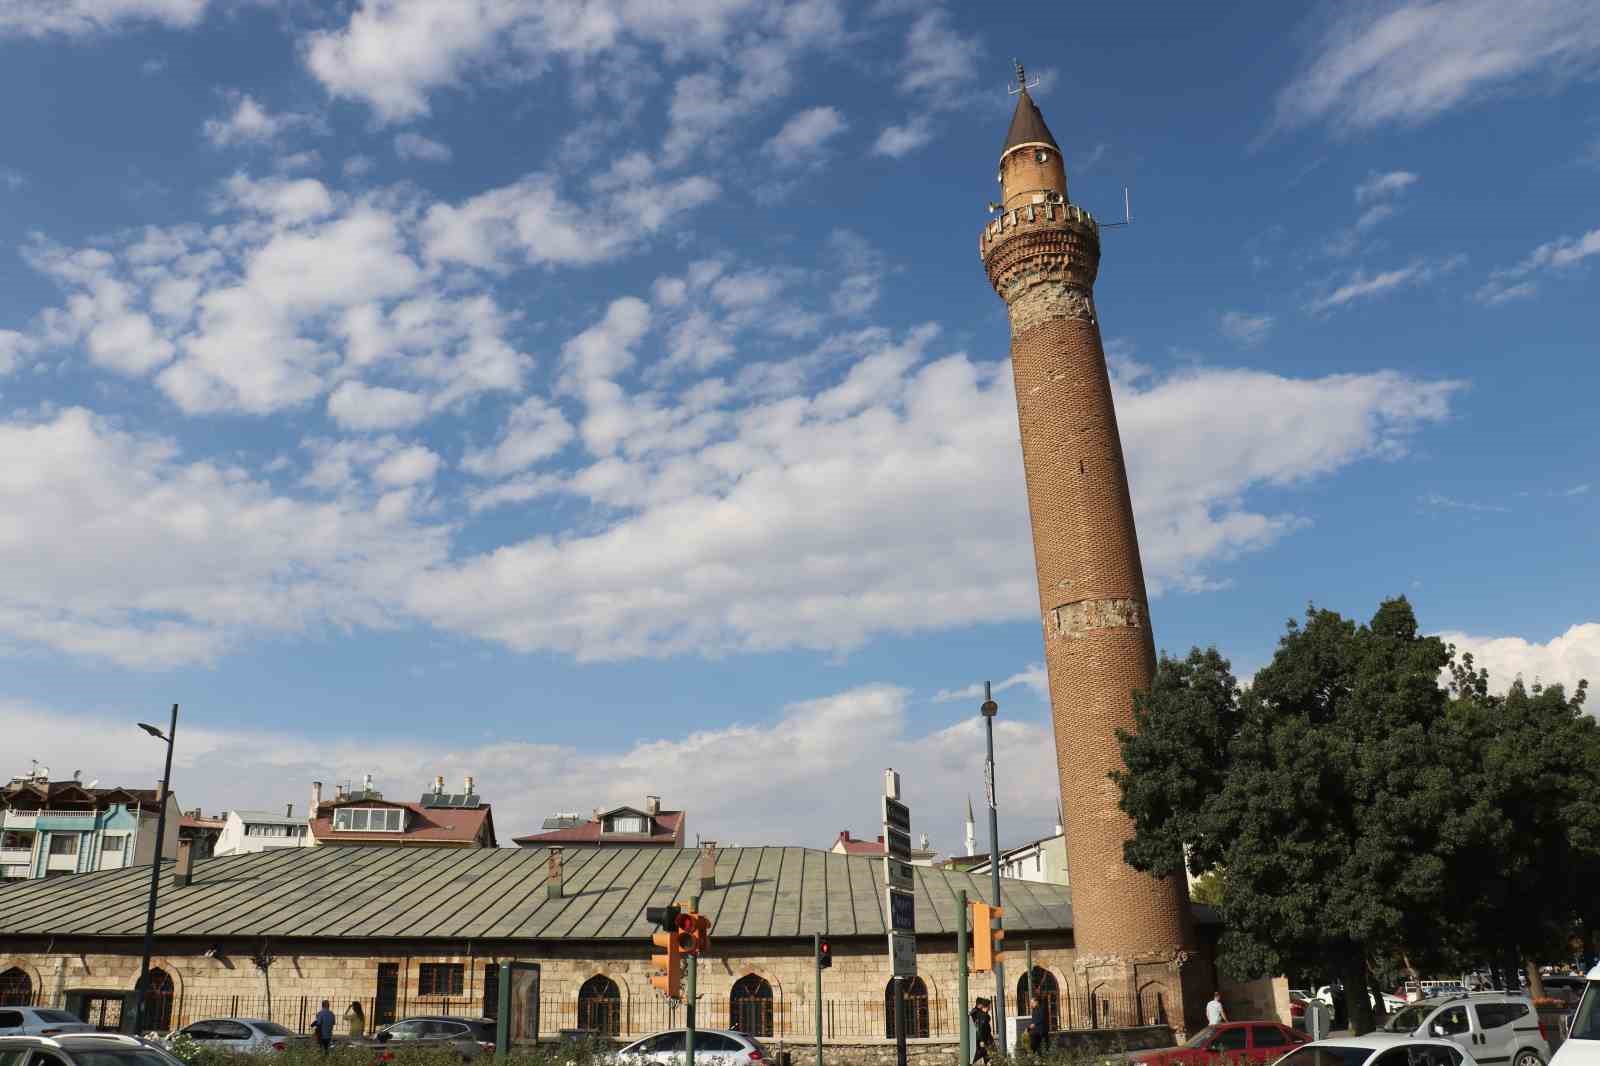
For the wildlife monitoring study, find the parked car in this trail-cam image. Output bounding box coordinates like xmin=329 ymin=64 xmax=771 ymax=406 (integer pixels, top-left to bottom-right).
xmin=1134 ymin=1022 xmax=1309 ymax=1065
xmin=613 ymin=1028 xmax=767 ymax=1066
xmin=1542 ymin=978 xmax=1587 ymax=1009
xmin=1316 ymin=986 xmax=1408 ymax=1013
xmin=165 ymin=1018 xmax=305 ymax=1054
xmin=0 ymin=1008 xmax=97 ymax=1037
xmin=345 ymin=1017 xmax=497 ymax=1060
xmin=0 ymin=1033 xmax=189 ymax=1066
xmin=1382 ymin=994 xmax=1550 ymax=1066
xmin=1549 ymin=963 xmax=1600 ymax=1066
xmin=1274 ymin=1035 xmax=1476 ymax=1066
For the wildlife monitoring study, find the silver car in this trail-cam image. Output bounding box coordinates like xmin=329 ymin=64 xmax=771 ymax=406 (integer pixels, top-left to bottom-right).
xmin=1385 ymin=996 xmax=1551 ymax=1066
xmin=615 ymin=1028 xmax=767 ymax=1066
xmin=167 ymin=1019 xmax=302 ymax=1054
xmin=0 ymin=1033 xmax=189 ymax=1066
xmin=0 ymin=1010 xmax=96 ymax=1038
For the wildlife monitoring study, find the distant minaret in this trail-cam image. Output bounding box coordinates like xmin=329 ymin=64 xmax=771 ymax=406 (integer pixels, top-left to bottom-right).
xmin=979 ymin=62 xmax=1199 ymax=1028
xmin=1053 ymin=799 xmax=1064 ymax=838
xmin=964 ymin=795 xmax=977 ymax=857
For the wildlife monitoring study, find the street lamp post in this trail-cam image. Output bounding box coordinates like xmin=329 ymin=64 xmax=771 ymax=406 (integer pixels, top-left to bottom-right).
xmin=980 ymin=682 xmax=1007 ymax=1055
xmin=135 ymin=704 xmax=178 ymax=1034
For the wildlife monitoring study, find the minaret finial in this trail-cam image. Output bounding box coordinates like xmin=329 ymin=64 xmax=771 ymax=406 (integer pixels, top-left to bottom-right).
xmin=1009 ymin=60 xmax=1040 ymax=97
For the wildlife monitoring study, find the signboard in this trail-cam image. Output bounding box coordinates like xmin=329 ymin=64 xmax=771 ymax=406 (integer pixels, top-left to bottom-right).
xmin=887 ymin=887 xmax=915 ymax=933
xmin=884 ymin=826 xmax=913 ymax=861
xmin=883 ymin=797 xmax=910 ymax=833
xmin=885 ymin=858 xmax=915 ymax=891
xmin=889 ymin=932 xmax=917 ymax=977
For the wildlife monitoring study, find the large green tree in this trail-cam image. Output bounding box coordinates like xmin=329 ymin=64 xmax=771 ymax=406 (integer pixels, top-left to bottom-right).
xmin=1114 ymin=598 xmax=1461 ymax=1035
xmin=1438 ymin=660 xmax=1597 ymax=997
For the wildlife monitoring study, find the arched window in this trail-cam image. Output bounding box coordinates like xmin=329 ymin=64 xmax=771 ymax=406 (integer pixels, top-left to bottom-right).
xmin=729 ymin=975 xmax=773 ymax=1038
xmin=0 ymin=968 xmax=32 ymax=1006
xmin=884 ymin=976 xmax=929 ymax=1039
xmin=1017 ymin=967 xmax=1060 ymax=1032
xmin=143 ymin=968 xmax=175 ymax=1031
xmin=577 ymin=975 xmax=621 ymax=1036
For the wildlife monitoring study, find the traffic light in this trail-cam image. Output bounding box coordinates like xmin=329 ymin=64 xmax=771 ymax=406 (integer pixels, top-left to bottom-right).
xmin=686 ymin=912 xmax=712 ymax=956
xmin=650 ymin=925 xmax=683 ymax=999
xmin=817 ymin=938 xmax=832 ymax=970
xmin=971 ymin=901 xmax=1005 ymax=972
xmin=674 ymin=911 xmax=699 ymax=954
xmin=648 ymin=904 xmax=685 ymax=999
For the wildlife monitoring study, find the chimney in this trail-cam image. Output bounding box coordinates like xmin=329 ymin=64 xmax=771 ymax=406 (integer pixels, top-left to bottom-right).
xmin=311 ymin=782 xmax=323 ymax=814
xmin=546 ymin=847 xmax=564 ymax=899
xmin=645 ymin=795 xmax=660 ymax=816
xmin=335 ymin=783 xmax=346 ymax=801
xmin=175 ymin=838 xmax=194 ymax=887
xmin=362 ymin=773 xmax=373 ymax=794
xmin=699 ymin=841 xmax=718 ymax=892
xmin=463 ymin=774 xmax=475 ymax=795
xmin=433 ymin=775 xmax=445 ymax=796
xmin=283 ymin=802 xmax=293 ymax=818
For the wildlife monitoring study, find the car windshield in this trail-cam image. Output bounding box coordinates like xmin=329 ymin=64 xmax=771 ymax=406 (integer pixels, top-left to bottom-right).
xmin=256 ymin=1023 xmax=294 ymax=1037
xmin=1572 ymin=982 xmax=1600 ymax=1041
xmin=35 ymin=1011 xmax=83 ymax=1023
xmin=1185 ymin=1027 xmax=1217 ymax=1048
xmin=66 ymin=1050 xmax=184 ymax=1066
xmin=1386 ymin=1007 xmax=1431 ymax=1032
xmin=1276 ymin=1045 xmax=1375 ymax=1066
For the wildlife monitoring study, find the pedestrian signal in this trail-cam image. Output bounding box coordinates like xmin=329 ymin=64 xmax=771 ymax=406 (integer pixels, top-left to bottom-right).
xmin=818 ymin=938 xmax=833 ymax=970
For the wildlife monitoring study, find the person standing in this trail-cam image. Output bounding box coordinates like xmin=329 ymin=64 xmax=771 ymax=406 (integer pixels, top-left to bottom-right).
xmin=313 ymin=1000 xmax=336 ymax=1055
xmin=971 ymin=997 xmax=994 ymax=1063
xmin=1028 ymin=991 xmax=1050 ymax=1055
xmin=1206 ymin=992 xmax=1227 ymax=1027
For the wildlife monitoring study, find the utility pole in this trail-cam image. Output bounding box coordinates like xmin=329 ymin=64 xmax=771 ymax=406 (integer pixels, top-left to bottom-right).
xmin=686 ymin=894 xmax=698 ymax=1066
xmin=135 ymin=703 xmax=178 ymax=1034
xmin=813 ymin=933 xmax=824 ymax=1066
xmin=981 ymin=683 xmax=1007 ymax=1054
xmin=957 ymin=890 xmax=970 ymax=1066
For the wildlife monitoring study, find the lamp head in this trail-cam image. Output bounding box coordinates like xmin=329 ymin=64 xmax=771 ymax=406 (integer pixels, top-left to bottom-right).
xmin=138 ymin=723 xmax=167 ymax=740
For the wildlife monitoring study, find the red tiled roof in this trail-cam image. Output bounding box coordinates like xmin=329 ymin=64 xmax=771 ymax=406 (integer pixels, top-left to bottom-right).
xmin=179 ymin=815 xmax=225 ymax=830
xmin=310 ymin=800 xmax=495 ymax=847
xmin=513 ymin=810 xmax=682 ymax=846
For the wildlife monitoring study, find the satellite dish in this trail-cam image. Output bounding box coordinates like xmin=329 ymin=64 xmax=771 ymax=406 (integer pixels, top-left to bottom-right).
xmin=85 ymin=780 xmax=100 ymax=789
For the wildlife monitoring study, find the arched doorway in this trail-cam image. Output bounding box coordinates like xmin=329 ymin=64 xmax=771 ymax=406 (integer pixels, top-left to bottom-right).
xmin=143 ymin=968 xmax=175 ymax=1031
xmin=0 ymin=967 xmax=32 ymax=1006
xmin=883 ymin=976 xmax=929 ymax=1039
xmin=577 ymin=975 xmax=621 ymax=1036
xmin=1016 ymin=967 xmax=1060 ymax=1031
xmin=729 ymin=974 xmax=773 ymax=1037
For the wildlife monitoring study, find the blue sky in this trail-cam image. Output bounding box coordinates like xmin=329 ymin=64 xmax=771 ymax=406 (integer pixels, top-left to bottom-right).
xmin=1 ymin=0 xmax=1596 ymax=853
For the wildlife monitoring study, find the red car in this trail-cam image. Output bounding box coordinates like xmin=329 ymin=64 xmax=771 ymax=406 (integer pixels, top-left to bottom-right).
xmin=1137 ymin=1022 xmax=1309 ymax=1066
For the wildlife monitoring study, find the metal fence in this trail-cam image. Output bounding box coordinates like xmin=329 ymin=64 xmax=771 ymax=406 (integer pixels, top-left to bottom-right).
xmin=23 ymin=987 xmax=1155 ymax=1042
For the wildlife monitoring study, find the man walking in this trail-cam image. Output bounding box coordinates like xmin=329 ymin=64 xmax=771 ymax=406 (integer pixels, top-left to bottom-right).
xmin=313 ymin=1000 xmax=336 ymax=1055
xmin=1206 ymin=991 xmax=1228 ymax=1027
xmin=970 ymin=997 xmax=994 ymax=1063
xmin=1027 ymin=991 xmax=1050 ymax=1056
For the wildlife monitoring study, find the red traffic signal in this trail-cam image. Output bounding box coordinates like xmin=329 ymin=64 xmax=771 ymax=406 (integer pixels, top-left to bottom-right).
xmin=817 ymin=939 xmax=832 ymax=970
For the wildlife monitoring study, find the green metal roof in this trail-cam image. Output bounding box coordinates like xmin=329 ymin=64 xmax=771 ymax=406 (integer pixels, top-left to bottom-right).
xmin=0 ymin=844 xmax=1074 ymax=942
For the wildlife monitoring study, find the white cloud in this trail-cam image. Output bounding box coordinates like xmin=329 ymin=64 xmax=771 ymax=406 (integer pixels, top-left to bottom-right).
xmin=203 ymin=93 xmax=323 ymax=147
xmin=871 ymin=116 xmax=934 ymax=158
xmin=1477 ymin=226 xmax=1600 ymax=305
xmin=1309 ymin=258 xmax=1461 ymax=312
xmin=899 ymin=9 xmax=975 ymax=102
xmin=1219 ymin=311 xmax=1274 ymax=346
xmin=0 ymin=408 xmax=446 ymax=667
xmin=0 ymin=681 xmax=1067 ymax=852
xmin=0 ymin=329 xmax=36 ymax=375
xmin=764 ymin=105 xmax=848 ymax=165
xmin=1274 ymin=0 xmax=1600 ymax=133
xmin=1355 ymin=170 xmax=1420 ymax=203
xmin=372 ymin=443 xmax=441 ymax=486
xmin=932 ymin=664 xmax=1048 ymax=704
xmin=1438 ymin=623 xmax=1600 ymax=696
xmin=220 ymin=173 xmax=336 ymax=223
xmin=407 ymin=317 xmax=1459 ymax=661
xmin=461 ymin=397 xmax=575 ymax=477
xmin=393 ymin=131 xmax=452 ymax=162
xmin=326 ymin=381 xmax=429 ymax=431
xmin=0 ymin=0 xmax=207 ymax=37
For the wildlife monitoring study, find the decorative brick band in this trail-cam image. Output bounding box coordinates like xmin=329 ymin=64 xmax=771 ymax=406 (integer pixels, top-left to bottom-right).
xmin=1052 ymin=597 xmax=1146 ymax=638
xmin=983 ymin=219 xmax=1100 ymax=301
xmin=1008 ymin=281 xmax=1096 ymax=334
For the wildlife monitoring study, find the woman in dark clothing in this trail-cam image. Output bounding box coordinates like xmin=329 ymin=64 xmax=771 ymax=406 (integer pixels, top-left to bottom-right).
xmin=971 ymin=998 xmax=994 ymax=1063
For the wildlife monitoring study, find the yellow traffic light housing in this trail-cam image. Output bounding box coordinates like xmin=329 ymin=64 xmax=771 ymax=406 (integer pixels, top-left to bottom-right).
xmin=650 ymin=927 xmax=683 ymax=999
xmin=690 ymin=912 xmax=711 ymax=956
xmin=971 ymin=901 xmax=1005 ymax=972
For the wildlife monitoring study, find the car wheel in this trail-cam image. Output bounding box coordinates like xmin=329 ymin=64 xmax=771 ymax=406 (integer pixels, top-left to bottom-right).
xmin=1514 ymin=1050 xmax=1543 ymax=1066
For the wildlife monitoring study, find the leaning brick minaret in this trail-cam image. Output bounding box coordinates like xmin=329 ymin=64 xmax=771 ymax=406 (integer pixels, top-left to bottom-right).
xmin=980 ymin=67 xmax=1201 ymax=1028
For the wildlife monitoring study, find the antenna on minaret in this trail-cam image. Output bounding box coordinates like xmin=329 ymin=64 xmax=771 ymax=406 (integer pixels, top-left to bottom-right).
xmin=1009 ymin=59 xmax=1041 ymax=96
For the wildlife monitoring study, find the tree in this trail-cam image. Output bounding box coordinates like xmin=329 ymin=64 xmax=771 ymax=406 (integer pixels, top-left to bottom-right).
xmin=1114 ymin=598 xmax=1458 ymax=1035
xmin=1438 ymin=661 xmax=1597 ymax=997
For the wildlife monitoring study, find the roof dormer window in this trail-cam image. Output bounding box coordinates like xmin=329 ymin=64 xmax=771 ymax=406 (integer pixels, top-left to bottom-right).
xmin=606 ymin=814 xmax=648 ymax=834
xmin=334 ymin=807 xmax=404 ymax=832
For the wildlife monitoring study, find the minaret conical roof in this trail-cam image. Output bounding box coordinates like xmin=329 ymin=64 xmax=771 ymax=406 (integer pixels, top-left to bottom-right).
xmin=1002 ymin=86 xmax=1058 ymax=156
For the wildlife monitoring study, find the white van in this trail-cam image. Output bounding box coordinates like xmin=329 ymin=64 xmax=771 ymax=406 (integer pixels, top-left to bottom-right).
xmin=1550 ymin=963 xmax=1600 ymax=1066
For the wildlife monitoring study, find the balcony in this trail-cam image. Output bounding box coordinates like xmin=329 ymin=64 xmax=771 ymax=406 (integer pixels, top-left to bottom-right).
xmin=2 ymin=811 xmax=37 ymax=829
xmin=0 ymin=847 xmax=32 ymax=866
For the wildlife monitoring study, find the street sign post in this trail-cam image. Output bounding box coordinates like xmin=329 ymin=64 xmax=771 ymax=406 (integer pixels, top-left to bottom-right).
xmin=882 ymin=769 xmax=914 ymax=1066
xmin=887 ymin=888 xmax=915 ymax=933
